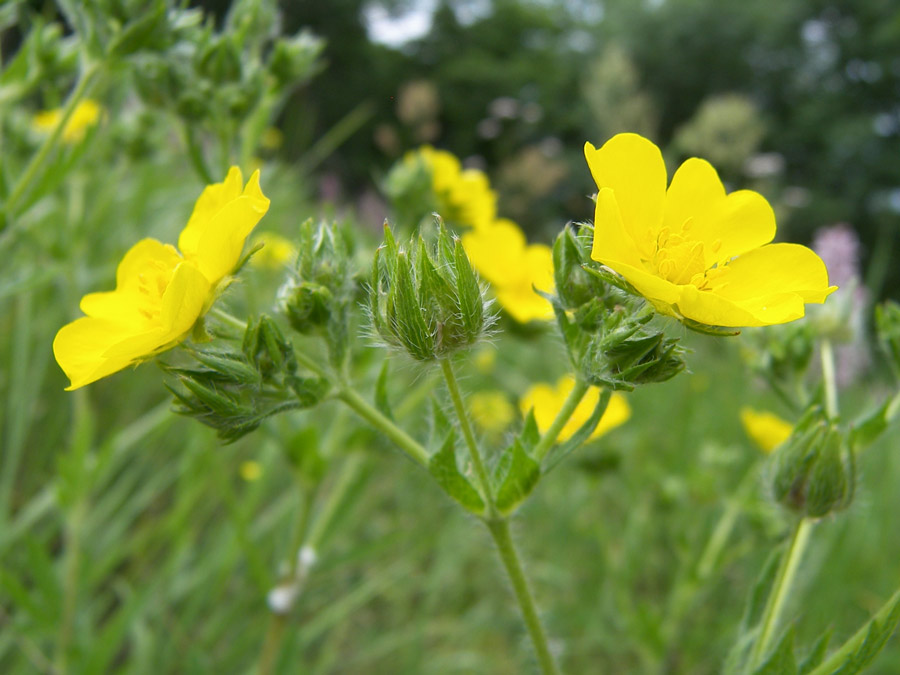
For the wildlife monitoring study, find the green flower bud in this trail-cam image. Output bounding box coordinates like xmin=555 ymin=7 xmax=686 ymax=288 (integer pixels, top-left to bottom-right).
xmin=770 ymin=410 xmax=854 ymax=518
xmin=277 ymin=220 xmax=354 ymax=367
xmin=369 ymin=223 xmax=491 ymax=361
xmin=552 ymin=224 xmax=607 ymax=312
xmin=268 ymin=31 xmax=324 ymax=90
xmin=876 ymin=300 xmax=900 ymax=381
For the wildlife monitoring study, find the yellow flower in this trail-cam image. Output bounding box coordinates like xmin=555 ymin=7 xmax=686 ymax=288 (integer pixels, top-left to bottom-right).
xmin=740 ymin=407 xmax=793 ymax=454
xmin=249 ymin=231 xmax=297 ymax=269
xmin=53 ymin=167 xmax=270 ymax=390
xmin=469 ymin=390 xmax=515 ymax=434
xmin=240 ymin=460 xmax=263 ymax=481
xmin=33 ymin=99 xmax=103 ymax=143
xmin=520 ymin=376 xmax=631 ymax=442
xmin=462 ymin=218 xmax=555 ymax=323
xmin=417 ymin=146 xmax=497 ymax=230
xmin=585 ymin=133 xmax=837 ymax=327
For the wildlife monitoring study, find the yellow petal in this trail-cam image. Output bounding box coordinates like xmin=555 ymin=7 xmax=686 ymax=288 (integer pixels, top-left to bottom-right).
xmin=741 ymin=407 xmax=793 ymax=454
xmin=594 ymin=258 xmax=682 ymax=309
xmin=496 ymin=285 xmax=554 ymax=323
xmin=53 ymin=317 xmax=149 ymax=390
xmin=584 ymin=134 xmax=666 ymax=249
xmin=590 ymin=187 xmax=644 ymax=268
xmin=462 ymin=218 xmax=527 ymax=286
xmin=712 ymin=243 xmax=837 ymax=304
xmin=100 ymin=262 xmax=210 ymax=359
xmin=691 ymin=189 xmax=776 ymax=265
xmin=663 ymin=158 xmax=727 ymax=256
xmin=178 ymin=166 xmax=244 ymax=255
xmin=180 ymin=168 xmax=271 ymax=283
xmin=79 ymin=238 xmax=181 ymax=321
xmin=678 ymin=284 xmax=804 ymax=327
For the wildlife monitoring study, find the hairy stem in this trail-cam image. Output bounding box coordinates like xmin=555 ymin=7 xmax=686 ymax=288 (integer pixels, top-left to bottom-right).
xmin=440 ymin=358 xmax=494 ymax=505
xmin=336 ymin=387 xmax=429 ymax=467
xmin=532 ymin=378 xmax=590 ymax=462
xmin=749 ymin=517 xmax=814 ymax=669
xmin=486 ymin=518 xmax=562 ymax=675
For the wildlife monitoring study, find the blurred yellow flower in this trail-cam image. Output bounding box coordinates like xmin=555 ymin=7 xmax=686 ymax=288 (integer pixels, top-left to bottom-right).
xmin=250 ymin=231 xmax=297 ymax=269
xmin=240 ymin=460 xmax=263 ymax=481
xmin=469 ymin=390 xmax=515 ymax=434
xmin=33 ymin=99 xmax=103 ymax=143
xmin=463 ymin=218 xmax=554 ymax=323
xmin=417 ymin=146 xmax=497 ymax=230
xmin=740 ymin=407 xmax=793 ymax=454
xmin=53 ymin=167 xmax=270 ymax=390
xmin=521 ymin=376 xmax=630 ymax=442
xmin=585 ymin=133 xmax=836 ymax=327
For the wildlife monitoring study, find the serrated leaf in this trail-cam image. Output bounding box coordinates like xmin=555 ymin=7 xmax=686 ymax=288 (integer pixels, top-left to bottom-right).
xmin=544 ymin=388 xmax=611 ymax=473
xmin=428 ymin=432 xmax=486 ymax=514
xmin=725 ymin=547 xmax=783 ymax=674
xmin=799 ymin=629 xmax=832 ymax=674
xmin=429 ymin=397 xmax=452 ymax=450
xmin=375 ymin=360 xmax=394 ymax=420
xmin=753 ymin=626 xmax=798 ymax=675
xmin=825 ymin=589 xmax=900 ymax=675
xmin=493 ymin=440 xmax=540 ymax=515
xmin=518 ymin=409 xmax=540 ymax=454
xmin=850 ymin=392 xmax=900 ymax=450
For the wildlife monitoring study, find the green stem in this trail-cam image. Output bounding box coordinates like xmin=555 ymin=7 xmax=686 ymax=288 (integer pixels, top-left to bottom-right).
xmin=440 ymin=358 xmax=494 ymax=505
xmin=807 ymin=586 xmax=900 ymax=675
xmin=532 ymin=378 xmax=590 ymax=462
xmin=306 ymin=452 xmax=365 ymax=551
xmin=821 ymin=339 xmax=839 ymax=420
xmin=336 ymin=387 xmax=429 ymax=467
xmin=748 ymin=517 xmax=814 ymax=669
xmin=486 ymin=518 xmax=562 ymax=675
xmin=3 ymin=60 xmax=101 ymax=219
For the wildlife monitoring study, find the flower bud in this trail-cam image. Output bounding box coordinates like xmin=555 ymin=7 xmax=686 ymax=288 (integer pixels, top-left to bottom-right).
xmin=770 ymin=410 xmax=854 ymax=518
xmin=369 ymin=223 xmax=491 ymax=361
xmin=277 ymin=220 xmax=354 ymax=366
xmin=876 ymin=301 xmax=900 ymax=382
xmin=268 ymin=31 xmax=324 ymax=90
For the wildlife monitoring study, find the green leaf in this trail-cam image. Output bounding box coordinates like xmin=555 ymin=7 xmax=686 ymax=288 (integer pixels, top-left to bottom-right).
xmin=827 ymin=590 xmax=900 ymax=675
xmin=375 ymin=360 xmax=394 ymax=420
xmin=493 ymin=440 xmax=540 ymax=515
xmin=850 ymin=393 xmax=900 ymax=450
xmin=799 ymin=629 xmax=832 ymax=674
xmin=428 ymin=432 xmax=486 ymax=515
xmin=429 ymin=396 xmax=452 ymax=451
xmin=753 ymin=626 xmax=797 ymax=675
xmin=518 ymin=409 xmax=540 ymax=454
xmin=680 ymin=316 xmax=741 ymax=337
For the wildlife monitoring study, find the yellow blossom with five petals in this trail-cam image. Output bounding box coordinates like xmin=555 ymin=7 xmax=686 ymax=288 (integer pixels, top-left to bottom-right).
xmin=585 ymin=133 xmax=836 ymax=327
xmin=521 ymin=376 xmax=631 ymax=442
xmin=53 ymin=167 xmax=270 ymax=390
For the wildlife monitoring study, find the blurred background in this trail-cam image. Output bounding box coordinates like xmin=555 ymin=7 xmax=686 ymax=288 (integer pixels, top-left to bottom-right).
xmin=2 ymin=0 xmax=900 ymax=673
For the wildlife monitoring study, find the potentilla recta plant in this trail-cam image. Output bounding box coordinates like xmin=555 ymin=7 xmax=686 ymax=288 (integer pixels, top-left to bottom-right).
xmin=48 ymin=120 xmax=900 ymax=672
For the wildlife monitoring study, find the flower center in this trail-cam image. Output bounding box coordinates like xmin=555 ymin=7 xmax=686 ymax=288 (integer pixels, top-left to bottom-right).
xmin=135 ymin=259 xmax=176 ymax=321
xmin=644 ymin=220 xmax=730 ymax=290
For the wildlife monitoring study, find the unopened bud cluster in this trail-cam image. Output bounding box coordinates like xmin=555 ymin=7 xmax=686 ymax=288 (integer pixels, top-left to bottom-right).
xmin=369 ymin=224 xmax=491 ymax=361
xmin=769 ymin=408 xmax=854 ymax=518
xmin=278 ymin=220 xmax=355 ymax=367
xmin=168 ymin=315 xmax=327 ymax=442
xmin=552 ymin=225 xmax=686 ymax=390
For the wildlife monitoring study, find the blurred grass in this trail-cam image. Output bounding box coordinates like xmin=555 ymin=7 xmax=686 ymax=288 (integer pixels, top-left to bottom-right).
xmin=1 ymin=154 xmax=899 ymax=674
